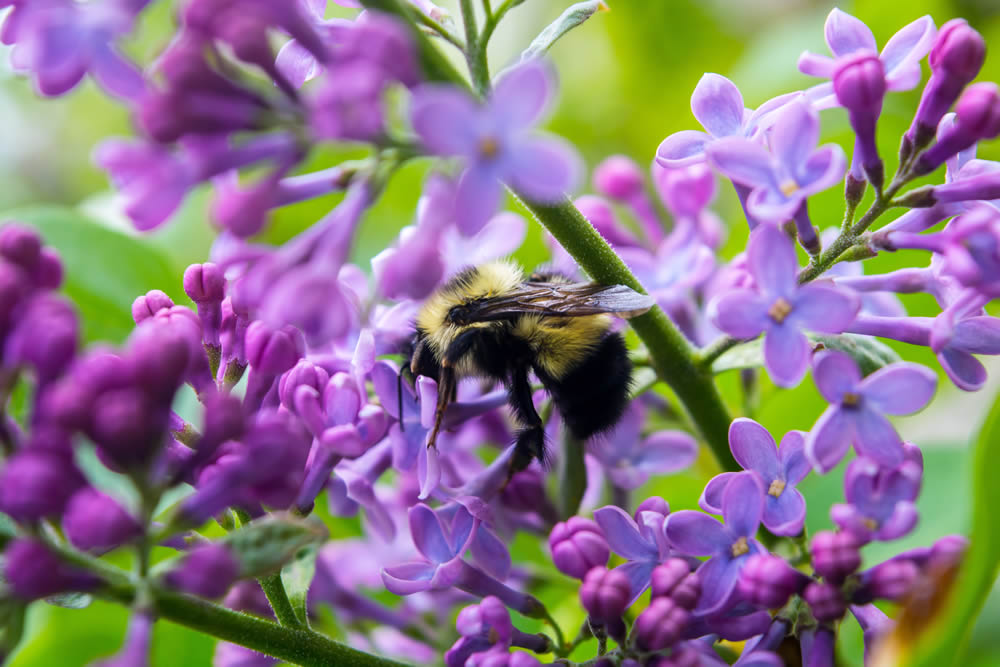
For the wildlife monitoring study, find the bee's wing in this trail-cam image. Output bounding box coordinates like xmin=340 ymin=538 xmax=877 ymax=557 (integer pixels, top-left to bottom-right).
xmin=466 ymin=282 xmax=655 ymax=321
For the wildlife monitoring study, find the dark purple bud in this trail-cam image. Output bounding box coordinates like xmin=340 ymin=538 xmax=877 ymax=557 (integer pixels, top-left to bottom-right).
xmin=90 ymin=388 xmax=167 ymax=466
xmin=811 ymin=530 xmax=862 ymax=582
xmin=548 ymin=517 xmax=610 ymax=579
xmin=37 ymin=352 xmax=129 ymax=431
xmin=633 ymin=596 xmax=690 ymax=651
xmin=909 ymin=19 xmax=986 ymax=145
xmin=579 ymin=566 xmax=631 ymax=623
xmin=278 ymin=360 xmax=331 ymax=411
xmin=861 ymin=559 xmax=919 ymax=602
xmin=500 ymin=469 xmax=556 ymax=522
xmin=0 ymin=449 xmax=85 ymax=521
xmin=0 ymin=260 xmax=31 ymax=327
xmin=246 ymin=322 xmax=302 ymax=375
xmin=63 ymin=488 xmax=142 ymax=553
xmin=650 ymin=558 xmax=693 ymax=599
xmin=669 ymin=573 xmax=701 ymax=611
xmin=3 ymin=539 xmax=98 ymax=600
xmin=593 ymin=155 xmax=645 ymax=201
xmin=914 ymin=82 xmax=1000 ymax=176
xmin=35 ymin=247 xmax=63 ymax=290
xmin=738 ymin=555 xmax=810 ymax=609
xmin=5 ymin=294 xmax=78 ymax=384
xmin=131 ymin=290 xmax=174 ymax=324
xmin=834 ymin=52 xmax=886 ymax=189
xmin=127 ymin=320 xmax=195 ymax=400
xmin=803 ymin=581 xmax=847 ymax=622
xmin=184 ymin=263 xmax=226 ymax=346
xmin=164 ymin=543 xmax=240 ymax=599
xmin=0 ymin=223 xmax=41 ymax=274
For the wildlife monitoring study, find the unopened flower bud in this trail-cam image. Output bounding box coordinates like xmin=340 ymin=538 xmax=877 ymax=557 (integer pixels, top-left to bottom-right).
xmin=279 ymin=360 xmax=331 ymax=411
xmin=0 ymin=449 xmax=85 ymax=521
xmin=165 ymin=543 xmax=240 ymax=599
xmin=860 ymin=559 xmax=919 ymax=602
xmin=35 ymin=247 xmax=63 ymax=290
xmin=594 ymin=155 xmax=645 ymax=201
xmin=548 ymin=517 xmax=609 ymax=579
xmin=633 ymin=596 xmax=690 ymax=651
xmin=579 ymin=566 xmax=630 ymax=624
xmin=5 ymin=294 xmax=78 ymax=384
xmin=4 ymin=539 xmax=98 ymax=600
xmin=131 ymin=290 xmax=174 ymax=324
xmin=811 ymin=530 xmax=862 ymax=582
xmin=669 ymin=573 xmax=701 ymax=611
xmin=184 ymin=262 xmax=226 ymax=346
xmin=834 ymin=52 xmax=886 ymax=189
xmin=803 ymin=581 xmax=847 ymax=622
xmin=0 ymin=224 xmax=41 ymax=273
xmin=63 ymin=488 xmax=142 ymax=552
xmin=738 ymin=555 xmax=810 ymax=608
xmin=650 ymin=559 xmax=692 ymax=599
xmin=909 ymin=19 xmax=986 ymax=146
xmin=914 ymin=82 xmax=1000 ymax=176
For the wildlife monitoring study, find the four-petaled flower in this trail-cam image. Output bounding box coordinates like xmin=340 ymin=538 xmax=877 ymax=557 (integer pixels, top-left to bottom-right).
xmin=709 ymin=224 xmax=860 ymax=387
xmin=831 ymin=445 xmax=923 ymax=543
xmin=410 ymin=61 xmax=581 ymax=235
xmin=666 ymin=472 xmax=766 ymax=616
xmin=806 ymin=350 xmax=937 ymax=473
xmin=700 ymin=419 xmax=810 ymax=537
xmin=594 ymin=498 xmax=676 ymax=605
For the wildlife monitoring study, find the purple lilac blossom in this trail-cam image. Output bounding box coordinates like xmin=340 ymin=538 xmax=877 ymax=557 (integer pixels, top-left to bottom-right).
xmin=410 ymin=61 xmax=581 ymax=234
xmin=831 ymin=445 xmax=922 ymax=543
xmin=806 ymin=350 xmax=937 ymax=472
xmin=666 ymin=472 xmax=766 ymax=616
xmin=593 ymin=497 xmax=675 ymax=605
xmin=700 ymin=419 xmax=810 ymax=536
xmin=708 ymin=224 xmax=860 ymax=387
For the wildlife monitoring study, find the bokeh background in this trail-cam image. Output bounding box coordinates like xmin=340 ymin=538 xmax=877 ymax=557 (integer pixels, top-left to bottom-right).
xmin=3 ymin=0 xmax=1000 ymax=664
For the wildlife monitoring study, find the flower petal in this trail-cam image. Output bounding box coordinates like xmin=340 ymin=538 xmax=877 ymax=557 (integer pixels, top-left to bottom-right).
xmin=763 ymin=324 xmax=811 ymax=388
xmin=797 ymin=145 xmax=847 ymax=196
xmin=691 ymin=73 xmax=745 ymax=138
xmin=852 ymin=407 xmax=904 ymax=468
xmin=824 ymin=8 xmax=877 ymax=57
xmin=614 ymin=560 xmax=655 ymax=607
xmin=779 ymin=430 xmax=810 ymax=485
xmin=417 ymin=445 xmax=441 ymax=500
xmin=705 ymin=137 xmax=777 ymax=189
xmin=950 ymin=317 xmax=1000 ymax=354
xmin=748 ymin=224 xmax=798 ymax=298
xmin=410 ymin=86 xmax=480 ymax=156
xmin=792 ymin=283 xmax=860 ymax=333
xmin=505 ymin=136 xmax=581 ymax=202
xmin=455 ymin=165 xmax=503 ymax=237
xmin=694 ymin=555 xmax=740 ymax=616
xmin=635 ymin=431 xmax=698 ymax=474
xmin=812 ymin=350 xmax=861 ymax=404
xmin=861 ymin=363 xmax=937 ymax=415
xmin=699 ymin=472 xmax=737 ymax=515
xmin=938 ymin=347 xmax=987 ymax=391
xmin=876 ymin=502 xmax=918 ymax=541
xmin=381 ymin=562 xmax=437 ymax=595
xmin=656 ymin=130 xmax=712 ymax=167
xmin=880 ymin=16 xmax=936 ymax=82
xmin=798 ymin=51 xmax=836 ymax=78
xmin=770 ymin=101 xmax=819 ymax=178
xmin=665 ymin=510 xmax=730 ymax=556
xmin=470 ymin=525 xmax=511 ymax=581
xmin=91 ymin=44 xmax=144 ymax=101
xmin=722 ymin=471 xmax=764 ymax=539
xmin=764 ymin=489 xmax=806 ymax=536
xmin=594 ymin=506 xmax=658 ymax=561
xmin=276 ymin=39 xmax=319 ymax=88
xmin=806 ymin=406 xmax=853 ymax=473
xmin=707 ymin=289 xmax=769 ymax=339
xmin=728 ymin=418 xmax=780 ymax=480
xmin=409 ymin=504 xmax=453 ymax=563
xmin=491 ymin=61 xmax=553 ymax=129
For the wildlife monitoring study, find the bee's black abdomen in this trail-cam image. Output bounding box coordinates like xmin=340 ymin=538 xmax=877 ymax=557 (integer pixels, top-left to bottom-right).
xmin=537 ymin=332 xmax=631 ymax=440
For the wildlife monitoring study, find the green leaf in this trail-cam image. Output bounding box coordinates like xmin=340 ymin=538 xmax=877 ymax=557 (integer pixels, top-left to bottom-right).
xmin=0 ymin=598 xmax=27 ymax=659
xmin=907 ymin=390 xmax=1000 ymax=667
xmin=42 ymin=593 xmax=93 ymax=610
xmin=711 ymin=334 xmax=902 ymax=376
xmin=520 ymin=1 xmax=608 ymax=61
xmin=0 ymin=512 xmax=15 ymax=551
xmin=219 ymin=514 xmax=327 ymax=579
xmin=281 ymin=544 xmax=318 ymax=626
xmin=3 ymin=205 xmax=183 ymax=344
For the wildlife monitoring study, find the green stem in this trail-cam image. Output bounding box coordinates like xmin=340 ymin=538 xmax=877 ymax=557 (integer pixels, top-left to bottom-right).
xmin=518 ymin=196 xmax=738 ymax=472
xmin=696 ymin=335 xmax=742 ymax=368
xmin=556 ymin=430 xmax=587 ymax=520
xmin=481 ymin=0 xmax=519 ymax=45
xmin=458 ymin=0 xmax=491 ymax=95
xmin=232 ymin=508 xmax=304 ymax=629
xmin=413 ymin=11 xmax=465 ymax=49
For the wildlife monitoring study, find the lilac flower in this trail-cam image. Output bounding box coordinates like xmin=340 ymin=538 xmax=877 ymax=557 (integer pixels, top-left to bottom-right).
xmin=63 ymin=488 xmax=141 ymax=553
xmin=831 ymin=447 xmax=922 ymax=543
xmin=705 ymin=99 xmax=847 ymax=231
xmin=93 ymin=611 xmax=154 ymax=667
xmin=798 ymin=9 xmax=936 ymax=109
xmin=656 ymin=73 xmax=796 ymax=168
xmin=806 ymin=350 xmax=937 ymax=472
xmin=588 ymin=402 xmax=697 ymax=490
xmin=579 ymin=567 xmax=630 ymax=640
xmin=708 ymin=225 xmax=860 ymax=387
xmin=738 ymin=555 xmax=810 ymax=609
xmin=700 ymin=419 xmax=810 ymax=536
xmin=410 ymin=60 xmax=581 ymax=234
xmin=548 ymin=517 xmax=609 ymax=579
xmin=931 ymin=311 xmax=1000 ymax=390
xmin=593 ymin=498 xmax=675 ymax=605
xmin=3 ymin=538 xmax=98 ymax=600
xmin=810 ymin=530 xmax=862 ymax=583
xmin=653 ymin=161 xmax=725 ymax=249
xmin=667 ymin=472 xmax=766 ymax=616
xmin=445 ymin=596 xmax=548 ymax=667
xmin=0 ymin=448 xmax=85 ymax=521
xmin=164 ymin=543 xmax=240 ymax=599
xmin=5 ymin=0 xmax=147 ymax=99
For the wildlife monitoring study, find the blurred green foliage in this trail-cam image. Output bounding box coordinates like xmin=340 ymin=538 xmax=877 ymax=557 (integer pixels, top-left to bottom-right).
xmin=3 ymin=0 xmax=1000 ymax=665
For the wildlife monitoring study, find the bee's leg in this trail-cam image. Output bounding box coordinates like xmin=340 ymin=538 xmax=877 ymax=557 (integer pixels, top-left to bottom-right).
xmin=507 ymin=363 xmax=545 ymax=479
xmin=426 ymin=365 xmax=455 ymax=448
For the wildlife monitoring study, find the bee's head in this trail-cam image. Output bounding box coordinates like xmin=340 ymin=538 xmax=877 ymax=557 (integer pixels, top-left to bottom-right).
xmin=446 ymin=302 xmax=478 ymax=326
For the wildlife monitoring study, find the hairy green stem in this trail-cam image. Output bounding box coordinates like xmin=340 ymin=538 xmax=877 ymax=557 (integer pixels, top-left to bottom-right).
xmin=556 ymin=431 xmax=587 ymax=520
xmin=458 ymin=0 xmax=491 ymax=95
xmin=518 ymin=196 xmax=737 ymax=471
xmin=232 ymin=508 xmax=304 ymax=629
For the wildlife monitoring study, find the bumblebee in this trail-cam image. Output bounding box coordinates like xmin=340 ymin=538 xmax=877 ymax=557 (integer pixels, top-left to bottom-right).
xmin=407 ymin=260 xmax=654 ymax=475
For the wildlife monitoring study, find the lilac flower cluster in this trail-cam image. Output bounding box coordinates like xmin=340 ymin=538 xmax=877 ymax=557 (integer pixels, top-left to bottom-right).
xmin=0 ymin=2 xmax=996 ymax=667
